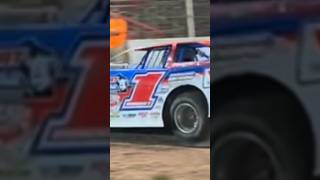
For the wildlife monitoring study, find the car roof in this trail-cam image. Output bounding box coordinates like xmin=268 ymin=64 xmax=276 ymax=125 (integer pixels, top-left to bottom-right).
xmin=136 ymin=40 xmax=210 ymax=51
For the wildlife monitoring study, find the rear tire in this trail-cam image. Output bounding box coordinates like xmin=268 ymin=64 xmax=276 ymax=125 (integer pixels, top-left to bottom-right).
xmin=169 ymin=91 xmax=209 ymax=143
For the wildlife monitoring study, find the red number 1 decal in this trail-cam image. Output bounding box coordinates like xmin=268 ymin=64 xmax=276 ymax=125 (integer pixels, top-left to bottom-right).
xmin=122 ymin=72 xmax=165 ymax=110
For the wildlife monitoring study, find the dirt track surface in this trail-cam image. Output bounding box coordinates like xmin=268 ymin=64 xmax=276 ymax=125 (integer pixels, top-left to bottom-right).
xmin=110 ymin=132 xmax=210 ymax=180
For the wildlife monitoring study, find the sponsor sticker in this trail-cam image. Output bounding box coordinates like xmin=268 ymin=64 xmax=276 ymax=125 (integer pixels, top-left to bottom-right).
xmin=138 ymin=112 xmax=148 ymax=118
xmin=149 ymin=112 xmax=161 ymax=119
xmin=110 ymin=112 xmax=120 ymax=118
xmin=122 ymin=113 xmax=136 ymax=118
xmin=168 ymin=72 xmax=195 ymax=82
xmin=203 ymin=69 xmax=210 ymax=88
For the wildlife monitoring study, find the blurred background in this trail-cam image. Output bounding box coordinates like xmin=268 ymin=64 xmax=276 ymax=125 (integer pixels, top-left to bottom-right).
xmin=0 ymin=0 xmax=107 ymax=179
xmin=110 ymin=0 xmax=210 ymax=64
xmin=111 ymin=0 xmax=209 ymax=39
xmin=0 ymin=0 xmax=103 ymax=24
xmin=212 ymin=0 xmax=320 ymax=180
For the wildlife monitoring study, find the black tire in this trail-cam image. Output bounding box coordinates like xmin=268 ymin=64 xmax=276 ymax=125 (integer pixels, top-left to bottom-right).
xmin=213 ymin=96 xmax=311 ymax=180
xmin=169 ymin=90 xmax=209 ymax=143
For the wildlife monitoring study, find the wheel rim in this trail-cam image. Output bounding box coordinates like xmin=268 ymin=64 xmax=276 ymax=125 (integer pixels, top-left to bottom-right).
xmin=173 ymin=103 xmax=199 ymax=134
xmin=214 ymin=132 xmax=283 ymax=180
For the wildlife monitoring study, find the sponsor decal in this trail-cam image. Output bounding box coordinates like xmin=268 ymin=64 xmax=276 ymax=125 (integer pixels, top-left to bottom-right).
xmin=149 ymin=112 xmax=161 ymax=119
xmin=122 ymin=113 xmax=136 ymax=118
xmin=110 ymin=74 xmax=131 ymax=93
xmin=168 ymin=72 xmax=195 ymax=82
xmin=110 ymin=112 xmax=120 ymax=118
xmin=157 ymin=97 xmax=164 ymax=103
xmin=203 ymin=68 xmax=210 ymax=88
xmin=138 ymin=112 xmax=148 ymax=118
xmin=156 ymin=86 xmax=169 ymax=94
xmin=110 ymin=94 xmax=121 ymax=111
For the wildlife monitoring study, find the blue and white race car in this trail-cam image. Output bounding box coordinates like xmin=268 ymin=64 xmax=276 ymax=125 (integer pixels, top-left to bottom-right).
xmin=110 ymin=40 xmax=210 ymax=143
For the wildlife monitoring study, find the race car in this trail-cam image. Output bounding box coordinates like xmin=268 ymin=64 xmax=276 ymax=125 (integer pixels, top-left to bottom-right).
xmin=110 ymin=41 xmax=210 ymax=143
